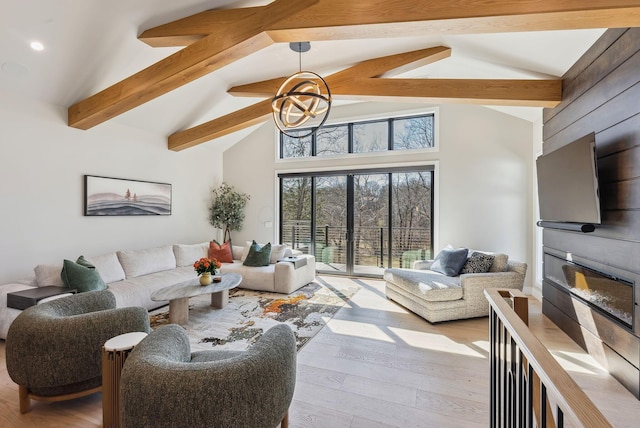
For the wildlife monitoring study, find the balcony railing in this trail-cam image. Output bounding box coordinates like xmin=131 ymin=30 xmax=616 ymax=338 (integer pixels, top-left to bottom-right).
xmin=281 ymin=220 xmax=431 ymax=269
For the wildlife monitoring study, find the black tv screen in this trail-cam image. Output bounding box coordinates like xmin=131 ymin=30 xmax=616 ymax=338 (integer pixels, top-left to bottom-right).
xmin=536 ymin=132 xmax=601 ymax=224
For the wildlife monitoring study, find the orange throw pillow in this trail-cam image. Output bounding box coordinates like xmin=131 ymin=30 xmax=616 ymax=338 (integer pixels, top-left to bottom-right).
xmin=209 ymin=240 xmax=233 ymax=263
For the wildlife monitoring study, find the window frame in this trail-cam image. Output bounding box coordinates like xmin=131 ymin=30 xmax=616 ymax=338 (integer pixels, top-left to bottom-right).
xmin=277 ymin=108 xmax=439 ymax=161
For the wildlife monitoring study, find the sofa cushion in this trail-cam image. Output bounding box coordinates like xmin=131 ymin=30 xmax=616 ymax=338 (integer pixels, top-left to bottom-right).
xmin=468 ymin=249 xmax=509 ymax=272
xmin=243 ymin=241 xmax=271 ymax=267
xmin=86 ymin=252 xmax=126 ymax=283
xmin=106 ymin=266 xmax=197 ymax=310
xmin=117 ymin=245 xmax=176 ymax=278
xmin=61 ymin=257 xmax=107 ymax=293
xmin=461 ymin=252 xmax=495 ymax=274
xmin=269 ymin=244 xmax=287 ymax=264
xmin=34 ymin=264 xmax=64 ymax=287
xmin=489 ymin=253 xmax=509 ymax=272
xmin=384 ymin=268 xmax=462 ymax=302
xmin=220 ymin=261 xmax=276 ymax=292
xmin=208 ymin=240 xmax=233 ymax=263
xmin=431 ymin=247 xmax=468 ymax=276
xmin=173 ymin=242 xmax=209 ymax=267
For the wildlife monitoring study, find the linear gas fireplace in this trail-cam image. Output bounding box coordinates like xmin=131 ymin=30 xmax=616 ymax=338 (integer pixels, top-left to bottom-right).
xmin=544 ymin=253 xmax=633 ymax=328
xmin=542 ymin=250 xmax=639 ymax=399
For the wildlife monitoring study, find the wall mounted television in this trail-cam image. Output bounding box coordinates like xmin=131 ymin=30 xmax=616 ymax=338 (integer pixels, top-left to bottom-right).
xmin=536 ymin=132 xmax=601 ymax=226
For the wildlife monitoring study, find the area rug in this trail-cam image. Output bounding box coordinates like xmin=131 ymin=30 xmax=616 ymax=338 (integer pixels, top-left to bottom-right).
xmin=149 ymin=279 xmax=360 ymax=352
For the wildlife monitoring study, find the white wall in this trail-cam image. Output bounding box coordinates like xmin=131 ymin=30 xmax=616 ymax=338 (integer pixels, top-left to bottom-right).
xmin=223 ymin=102 xmax=534 ymax=288
xmin=0 ymin=91 xmax=222 ymax=283
xmin=437 ymin=104 xmax=533 ymax=266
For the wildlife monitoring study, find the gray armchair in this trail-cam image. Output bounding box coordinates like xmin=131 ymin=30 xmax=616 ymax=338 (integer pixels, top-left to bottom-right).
xmin=5 ymin=290 xmax=150 ymax=413
xmin=120 ymin=323 xmax=297 ymax=428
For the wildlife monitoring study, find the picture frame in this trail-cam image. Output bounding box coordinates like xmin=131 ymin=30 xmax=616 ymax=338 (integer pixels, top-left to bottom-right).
xmin=84 ymin=175 xmax=172 ymax=216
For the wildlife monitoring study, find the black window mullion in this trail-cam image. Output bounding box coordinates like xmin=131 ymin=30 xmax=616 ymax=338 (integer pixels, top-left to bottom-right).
xmin=387 ymin=172 xmax=393 ymax=269
xmin=388 ymin=118 xmax=394 ymax=150
xmin=346 ymin=174 xmax=354 ymax=276
xmin=348 ymin=123 xmax=354 ymax=154
xmin=311 ymin=177 xmax=317 ymax=257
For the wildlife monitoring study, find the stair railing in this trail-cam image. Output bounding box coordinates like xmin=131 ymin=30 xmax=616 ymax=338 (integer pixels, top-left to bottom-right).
xmin=485 ymin=288 xmax=611 ymax=428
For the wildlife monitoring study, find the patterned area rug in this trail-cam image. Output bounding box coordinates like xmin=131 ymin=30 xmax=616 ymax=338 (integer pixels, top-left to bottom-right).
xmin=149 ymin=279 xmax=360 ymax=351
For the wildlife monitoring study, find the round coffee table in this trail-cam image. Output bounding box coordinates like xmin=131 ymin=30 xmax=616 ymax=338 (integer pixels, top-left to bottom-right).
xmin=150 ymin=273 xmax=242 ymax=325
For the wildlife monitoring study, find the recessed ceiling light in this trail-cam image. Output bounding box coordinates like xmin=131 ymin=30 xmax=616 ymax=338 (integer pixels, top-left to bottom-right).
xmin=30 ymin=41 xmax=44 ymax=51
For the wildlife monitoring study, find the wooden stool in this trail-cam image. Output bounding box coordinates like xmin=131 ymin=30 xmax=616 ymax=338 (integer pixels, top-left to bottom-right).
xmin=102 ymin=332 xmax=148 ymax=428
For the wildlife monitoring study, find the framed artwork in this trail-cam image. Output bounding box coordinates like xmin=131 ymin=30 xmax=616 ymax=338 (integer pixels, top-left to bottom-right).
xmin=84 ymin=175 xmax=172 ymax=216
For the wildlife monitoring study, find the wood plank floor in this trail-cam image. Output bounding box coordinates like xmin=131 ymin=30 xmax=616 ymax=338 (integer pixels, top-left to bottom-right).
xmin=0 ymin=276 xmax=637 ymax=427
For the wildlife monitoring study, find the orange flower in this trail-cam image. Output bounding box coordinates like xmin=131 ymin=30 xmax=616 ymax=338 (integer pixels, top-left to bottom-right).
xmin=194 ymin=257 xmax=220 ymax=275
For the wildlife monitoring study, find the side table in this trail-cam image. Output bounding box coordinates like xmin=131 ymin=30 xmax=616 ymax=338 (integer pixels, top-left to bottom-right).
xmin=7 ymin=286 xmax=77 ymax=310
xmin=102 ymin=331 xmax=148 ymax=428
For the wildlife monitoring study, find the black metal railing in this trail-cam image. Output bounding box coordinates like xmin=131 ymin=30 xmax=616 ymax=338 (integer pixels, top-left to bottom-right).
xmin=485 ymin=289 xmax=611 ymax=428
xmin=281 ymin=220 xmax=431 ymax=269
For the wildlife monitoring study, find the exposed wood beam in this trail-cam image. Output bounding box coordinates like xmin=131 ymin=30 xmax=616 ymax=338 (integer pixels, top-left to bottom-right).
xmin=330 ymin=78 xmax=562 ymax=107
xmin=140 ymin=0 xmax=640 ymax=47
xmin=171 ymin=77 xmax=559 ymax=151
xmin=139 ymin=7 xmax=261 ymax=48
xmin=171 ymin=46 xmax=560 ymax=151
xmin=231 ymin=77 xmax=562 ymax=107
xmin=168 ymin=100 xmax=273 ymax=151
xmin=67 ymin=0 xmax=318 ymax=130
xmin=228 ymin=47 xmax=453 ymax=97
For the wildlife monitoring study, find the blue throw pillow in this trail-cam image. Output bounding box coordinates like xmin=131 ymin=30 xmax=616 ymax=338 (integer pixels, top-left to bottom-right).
xmin=431 ymin=247 xmax=469 ymax=276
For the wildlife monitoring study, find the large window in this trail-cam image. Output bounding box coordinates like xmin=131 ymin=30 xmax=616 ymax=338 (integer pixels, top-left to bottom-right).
xmin=279 ymin=166 xmax=434 ymax=277
xmin=280 ymin=113 xmax=435 ymax=159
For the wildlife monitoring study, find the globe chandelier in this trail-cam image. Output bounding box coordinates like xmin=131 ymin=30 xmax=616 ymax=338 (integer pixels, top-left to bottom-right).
xmin=271 ymin=42 xmax=332 ymax=138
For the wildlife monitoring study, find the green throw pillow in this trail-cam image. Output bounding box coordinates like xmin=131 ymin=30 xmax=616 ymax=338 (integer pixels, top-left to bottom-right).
xmin=243 ymin=241 xmax=272 ymax=267
xmin=61 ymin=256 xmax=107 ymax=293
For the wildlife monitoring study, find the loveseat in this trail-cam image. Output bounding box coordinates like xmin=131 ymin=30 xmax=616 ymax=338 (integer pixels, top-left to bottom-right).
xmin=384 ymin=248 xmax=527 ymax=323
xmin=0 ymin=241 xmax=316 ymax=339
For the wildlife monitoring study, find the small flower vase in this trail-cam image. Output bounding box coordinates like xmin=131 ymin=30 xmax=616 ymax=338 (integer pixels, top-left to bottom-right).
xmin=199 ymin=272 xmax=213 ymax=286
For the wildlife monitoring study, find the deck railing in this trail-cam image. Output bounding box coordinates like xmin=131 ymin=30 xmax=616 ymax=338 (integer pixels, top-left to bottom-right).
xmin=485 ymin=289 xmax=612 ymax=428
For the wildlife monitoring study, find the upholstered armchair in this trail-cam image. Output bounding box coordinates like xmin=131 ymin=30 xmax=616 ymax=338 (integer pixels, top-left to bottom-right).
xmin=120 ymin=324 xmax=297 ymax=428
xmin=5 ymin=290 xmax=150 ymax=413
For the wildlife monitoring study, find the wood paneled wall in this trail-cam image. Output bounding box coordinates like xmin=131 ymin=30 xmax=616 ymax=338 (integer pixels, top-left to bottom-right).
xmin=541 ymin=28 xmax=640 ymax=399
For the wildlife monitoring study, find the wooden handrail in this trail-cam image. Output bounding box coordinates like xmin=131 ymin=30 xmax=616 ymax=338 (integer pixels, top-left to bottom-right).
xmin=485 ymin=288 xmax=612 ymax=428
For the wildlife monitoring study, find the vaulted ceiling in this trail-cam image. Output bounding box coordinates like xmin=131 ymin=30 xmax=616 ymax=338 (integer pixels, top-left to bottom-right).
xmin=4 ymin=1 xmax=640 ymax=151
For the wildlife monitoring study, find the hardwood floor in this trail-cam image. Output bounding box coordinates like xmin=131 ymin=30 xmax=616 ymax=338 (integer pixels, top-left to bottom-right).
xmin=0 ymin=276 xmax=637 ymax=427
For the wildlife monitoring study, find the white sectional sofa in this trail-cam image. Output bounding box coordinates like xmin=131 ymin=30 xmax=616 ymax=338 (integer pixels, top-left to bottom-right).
xmin=0 ymin=242 xmax=316 ymax=339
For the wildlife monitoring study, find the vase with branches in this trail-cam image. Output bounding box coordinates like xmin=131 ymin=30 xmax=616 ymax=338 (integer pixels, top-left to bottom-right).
xmin=209 ymin=183 xmax=250 ymax=243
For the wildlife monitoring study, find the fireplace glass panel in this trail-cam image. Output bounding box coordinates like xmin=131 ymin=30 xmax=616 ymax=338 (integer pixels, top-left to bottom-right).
xmin=544 ymin=254 xmax=633 ymax=328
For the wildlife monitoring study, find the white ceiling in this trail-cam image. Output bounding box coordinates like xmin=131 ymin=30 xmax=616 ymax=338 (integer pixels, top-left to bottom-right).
xmin=0 ymin=0 xmax=606 ymax=148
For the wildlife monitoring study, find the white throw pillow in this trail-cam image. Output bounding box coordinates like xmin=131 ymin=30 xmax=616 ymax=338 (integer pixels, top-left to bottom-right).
xmin=173 ymin=242 xmax=209 ymax=267
xmin=86 ymin=252 xmax=126 ymax=283
xmin=117 ymin=245 xmax=176 ymax=278
xmin=269 ymin=244 xmax=287 ymax=264
xmin=34 ymin=264 xmax=64 ymax=287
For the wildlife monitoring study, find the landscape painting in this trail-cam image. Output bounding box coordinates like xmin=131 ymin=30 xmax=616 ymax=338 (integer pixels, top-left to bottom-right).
xmin=84 ymin=175 xmax=171 ymax=216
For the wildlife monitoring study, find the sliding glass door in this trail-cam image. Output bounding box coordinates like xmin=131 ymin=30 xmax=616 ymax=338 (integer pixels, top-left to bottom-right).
xmin=314 ymin=175 xmax=348 ymax=275
xmin=280 ymin=167 xmax=433 ymax=277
